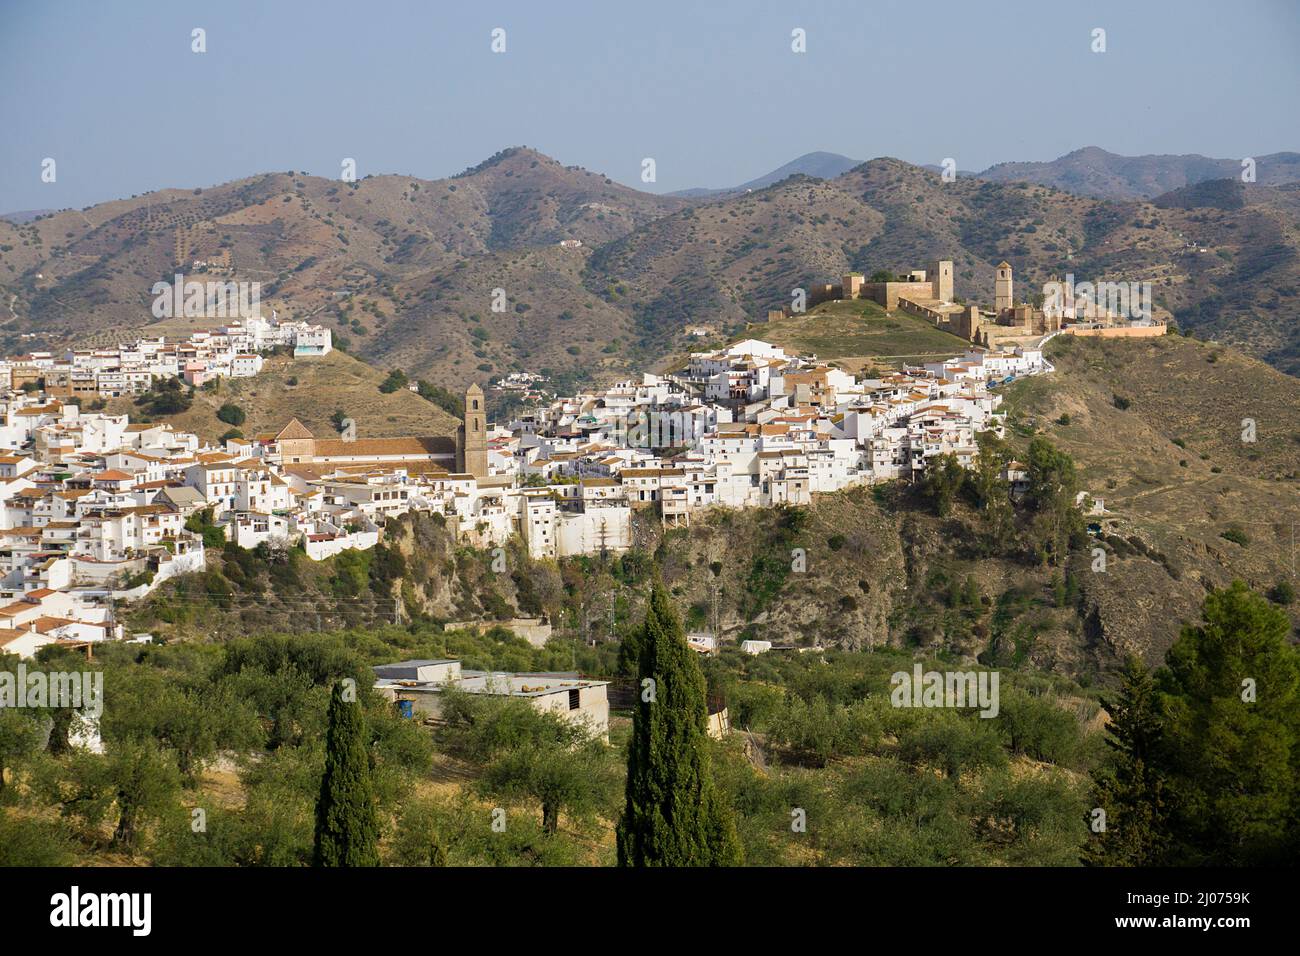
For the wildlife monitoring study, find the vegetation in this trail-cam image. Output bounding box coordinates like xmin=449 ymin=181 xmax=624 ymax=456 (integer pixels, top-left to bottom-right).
xmin=134 ymin=377 xmax=193 ymax=417
xmin=2 ymin=576 xmax=1292 ymax=867
xmin=378 ymin=369 xmax=409 ymax=394
xmin=617 ymin=583 xmax=741 ymax=866
xmin=1084 ymin=583 xmax=1299 ymax=865
xmin=313 ymin=682 xmax=380 ymax=866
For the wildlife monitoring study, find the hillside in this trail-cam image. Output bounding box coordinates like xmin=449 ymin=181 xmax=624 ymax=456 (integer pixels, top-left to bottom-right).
xmin=0 ymin=147 xmax=685 ymax=388
xmin=997 ymin=333 xmax=1300 ymax=665
xmin=103 ymin=349 xmax=459 ymax=444
xmin=5 ymin=147 xmax=1300 ymax=387
xmin=977 ymin=146 xmax=1300 ymax=200
xmin=130 ymin=331 xmax=1299 ymax=684
xmin=755 ymin=298 xmax=972 ymax=372
xmin=587 ymin=157 xmax=1300 ymax=375
xmin=641 ymin=328 xmax=1300 ymax=676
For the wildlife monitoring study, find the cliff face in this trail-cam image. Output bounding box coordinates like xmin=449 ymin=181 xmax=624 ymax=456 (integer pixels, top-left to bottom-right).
xmin=132 ymin=333 xmax=1298 ymax=684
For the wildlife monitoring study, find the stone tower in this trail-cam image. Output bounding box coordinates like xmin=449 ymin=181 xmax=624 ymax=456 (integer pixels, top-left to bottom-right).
xmin=458 ymin=383 xmax=488 ymax=478
xmin=929 ymin=259 xmax=953 ymax=302
xmin=994 ymin=261 xmax=1013 ymax=314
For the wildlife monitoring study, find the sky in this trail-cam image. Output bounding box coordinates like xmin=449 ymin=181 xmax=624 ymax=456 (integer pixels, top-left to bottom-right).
xmin=2 ymin=0 xmax=1298 ymax=212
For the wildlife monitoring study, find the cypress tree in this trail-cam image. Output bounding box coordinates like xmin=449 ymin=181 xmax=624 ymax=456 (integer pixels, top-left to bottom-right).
xmin=313 ymin=682 xmax=380 ymax=867
xmin=1082 ymin=655 xmax=1168 ymax=866
xmin=616 ymin=582 xmax=741 ymax=866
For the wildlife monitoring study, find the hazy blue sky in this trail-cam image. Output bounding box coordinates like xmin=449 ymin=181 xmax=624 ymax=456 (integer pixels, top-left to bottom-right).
xmin=2 ymin=0 xmax=1298 ymax=211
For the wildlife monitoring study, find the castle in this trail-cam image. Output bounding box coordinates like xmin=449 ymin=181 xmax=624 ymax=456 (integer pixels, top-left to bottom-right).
xmin=815 ymin=258 xmax=1165 ymax=347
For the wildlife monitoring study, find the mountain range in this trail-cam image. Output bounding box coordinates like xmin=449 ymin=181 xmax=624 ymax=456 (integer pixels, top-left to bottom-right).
xmin=670 ymin=146 xmax=1300 ymax=201
xmin=2 ymin=144 xmax=1299 ymax=390
xmin=977 ymin=146 xmax=1300 ymax=200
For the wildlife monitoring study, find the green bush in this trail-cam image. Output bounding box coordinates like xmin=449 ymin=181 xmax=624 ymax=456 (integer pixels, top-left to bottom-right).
xmin=1219 ymin=526 xmax=1250 ymax=547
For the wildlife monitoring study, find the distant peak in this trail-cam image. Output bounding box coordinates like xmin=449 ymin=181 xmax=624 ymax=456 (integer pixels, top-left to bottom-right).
xmin=1064 ymin=146 xmax=1113 ymax=158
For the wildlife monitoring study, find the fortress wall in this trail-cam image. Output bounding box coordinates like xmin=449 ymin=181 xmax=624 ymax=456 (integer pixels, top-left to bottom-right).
xmin=862 ymin=281 xmax=934 ymax=310
xmin=1063 ymin=324 xmax=1168 ymax=338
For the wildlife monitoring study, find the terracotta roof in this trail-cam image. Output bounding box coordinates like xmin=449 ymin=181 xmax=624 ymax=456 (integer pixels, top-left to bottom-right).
xmin=311 ymin=436 xmax=455 ymax=458
xmin=0 ymin=628 xmax=32 ymax=648
xmin=275 ymin=418 xmax=315 ymax=441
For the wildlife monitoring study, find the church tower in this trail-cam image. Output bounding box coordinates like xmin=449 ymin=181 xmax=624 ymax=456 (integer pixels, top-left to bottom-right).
xmin=458 ymin=383 xmax=488 ymax=478
xmin=994 ymin=261 xmax=1014 ymax=314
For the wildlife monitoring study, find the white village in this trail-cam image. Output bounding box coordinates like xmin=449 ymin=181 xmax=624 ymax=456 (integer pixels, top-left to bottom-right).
xmin=0 ymin=295 xmax=1052 ymax=666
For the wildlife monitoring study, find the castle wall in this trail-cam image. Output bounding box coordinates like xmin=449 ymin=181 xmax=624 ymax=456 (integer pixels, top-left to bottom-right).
xmin=862 ymin=281 xmax=934 ymax=310
xmin=1062 ymin=323 xmax=1168 ymax=338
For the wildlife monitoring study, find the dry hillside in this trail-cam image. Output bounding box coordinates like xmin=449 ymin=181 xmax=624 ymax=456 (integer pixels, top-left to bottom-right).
xmin=102 ymin=349 xmax=458 ymax=444
xmin=5 ymin=148 xmax=1300 ymax=389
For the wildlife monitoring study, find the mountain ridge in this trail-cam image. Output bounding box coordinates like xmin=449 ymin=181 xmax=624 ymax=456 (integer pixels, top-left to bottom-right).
xmin=4 ymin=145 xmax=1300 ymax=392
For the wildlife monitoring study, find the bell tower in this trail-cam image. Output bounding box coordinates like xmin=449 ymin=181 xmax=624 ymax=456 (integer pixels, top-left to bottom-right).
xmin=458 ymin=383 xmax=488 ymax=478
xmin=994 ymin=261 xmax=1014 ymax=314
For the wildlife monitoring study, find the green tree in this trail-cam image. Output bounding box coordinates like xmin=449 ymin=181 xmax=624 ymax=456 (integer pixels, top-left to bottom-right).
xmin=0 ymin=807 xmax=74 ymax=865
xmin=1157 ymin=582 xmax=1299 ymax=865
xmin=50 ymin=740 xmax=184 ymax=855
xmin=313 ymin=682 xmax=379 ymax=866
xmin=111 ymin=741 xmax=182 ymax=853
xmin=966 ymin=437 xmax=1016 ymax=556
xmin=616 ymin=583 xmax=741 ymax=866
xmin=897 ymin=710 xmax=1007 ymax=783
xmin=378 ymin=369 xmax=408 ymax=394
xmin=1082 ymin=656 xmax=1168 ymax=866
xmin=391 ymin=798 xmax=451 ymax=866
xmin=0 ymin=708 xmax=47 ymax=794
xmin=1024 ymin=436 xmax=1082 ymax=565
xmin=217 ymin=402 xmax=246 ymax=426
xmin=451 ymin=696 xmax=616 ymax=835
xmin=1267 ymin=579 xmax=1295 ymax=605
xmin=921 ymin=453 xmax=965 ymax=517
xmin=101 ymin=666 xmax=260 ymax=787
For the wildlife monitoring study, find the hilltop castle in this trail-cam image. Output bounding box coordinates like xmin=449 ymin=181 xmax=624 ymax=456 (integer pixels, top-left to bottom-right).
xmin=812 ymin=258 xmax=1165 ymax=347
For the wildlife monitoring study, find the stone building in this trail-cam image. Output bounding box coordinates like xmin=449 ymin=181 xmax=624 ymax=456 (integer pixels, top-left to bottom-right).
xmin=994 ymin=260 xmax=1014 ymax=313
xmin=457 ymin=383 xmax=488 ymax=478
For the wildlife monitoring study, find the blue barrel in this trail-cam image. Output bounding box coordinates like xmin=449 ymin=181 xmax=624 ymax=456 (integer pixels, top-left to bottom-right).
xmin=397 ymin=700 xmax=414 ymax=719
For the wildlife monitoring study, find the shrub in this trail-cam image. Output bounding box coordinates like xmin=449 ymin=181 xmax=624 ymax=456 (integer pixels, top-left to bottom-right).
xmin=217 ymin=403 xmax=246 ymax=426
xmin=378 ymin=369 xmax=408 ymax=394
xmin=1267 ymin=580 xmax=1295 ymax=605
xmin=1219 ymin=526 xmax=1250 ymax=547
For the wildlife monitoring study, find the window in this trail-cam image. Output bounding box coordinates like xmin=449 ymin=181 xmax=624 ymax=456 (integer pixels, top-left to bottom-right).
xmin=568 ymin=689 xmax=580 ymax=710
